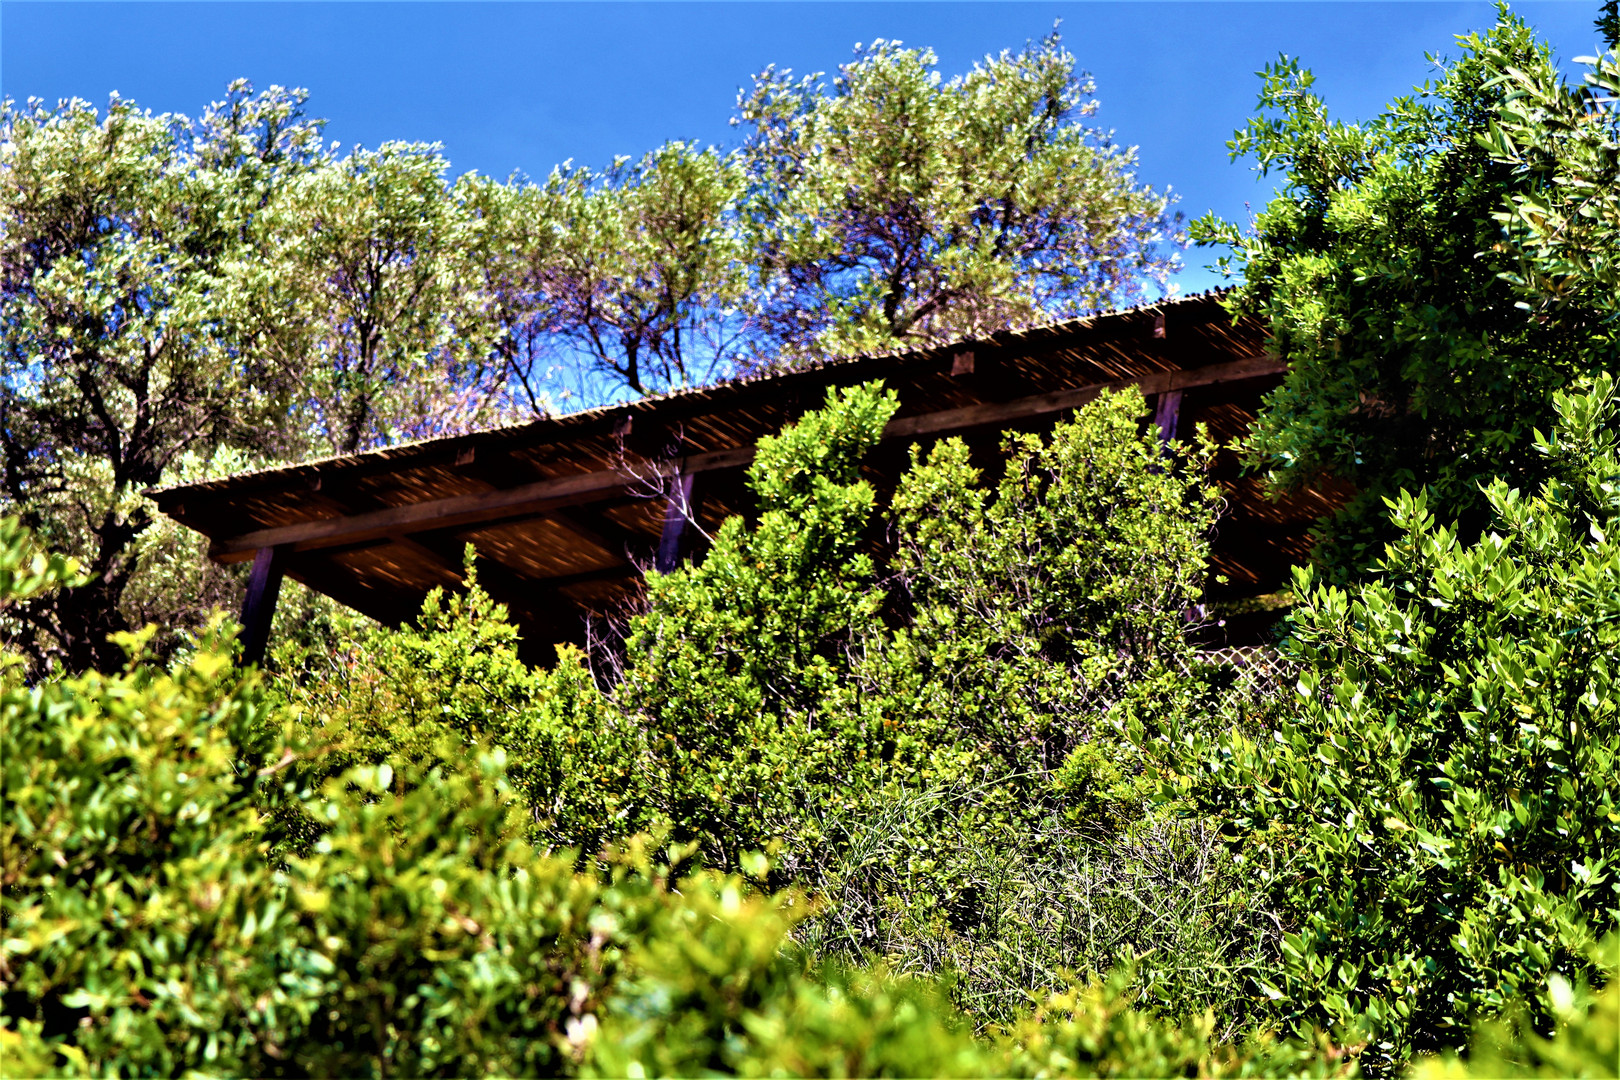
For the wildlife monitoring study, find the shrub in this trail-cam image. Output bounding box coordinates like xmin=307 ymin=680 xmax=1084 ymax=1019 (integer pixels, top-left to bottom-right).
xmin=1003 ymin=967 xmax=1355 ymax=1079
xmin=0 ymin=583 xmax=895 ymax=1076
xmin=0 ymin=521 xmax=787 ymax=1075
xmin=1193 ymin=12 xmax=1616 ymax=575
xmin=2 ymin=619 xmax=292 ymax=1074
xmin=1175 ymin=376 xmax=1620 ymax=1072
xmin=1409 ymin=935 xmax=1619 ymax=1079
xmin=596 ymin=380 xmax=899 ymax=872
xmin=266 ymin=554 xmax=572 ymax=852
xmin=0 ymin=530 xmax=1320 ymax=1078
xmin=586 ymin=887 xmax=994 ymax=1078
xmin=531 ymin=381 xmax=1271 ymax=1027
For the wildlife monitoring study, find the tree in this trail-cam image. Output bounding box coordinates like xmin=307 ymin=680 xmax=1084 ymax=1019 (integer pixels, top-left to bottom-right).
xmin=232 ymin=142 xmax=515 ymax=454
xmin=1192 ymin=14 xmax=1616 ymax=574
xmin=1176 ymin=16 xmax=1620 ymax=1071
xmin=1482 ymin=32 xmax=1619 ymax=321
xmin=0 ymin=83 xmax=323 ymax=670
xmin=1175 ymin=376 xmax=1620 ymax=1075
xmin=467 ymin=142 xmax=747 ymax=404
xmin=735 ymin=32 xmax=1182 ymax=363
xmin=0 ymin=84 xmax=528 ymax=671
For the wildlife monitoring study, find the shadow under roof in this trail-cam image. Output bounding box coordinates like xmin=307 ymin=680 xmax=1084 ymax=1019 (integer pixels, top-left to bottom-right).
xmin=152 ymin=291 xmax=1348 ymax=661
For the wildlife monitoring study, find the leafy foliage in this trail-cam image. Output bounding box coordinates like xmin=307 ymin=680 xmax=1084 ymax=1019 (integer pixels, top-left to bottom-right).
xmin=1410 ymin=935 xmax=1619 ymax=1079
xmin=0 ymin=516 xmax=85 ymax=617
xmin=1481 ymin=35 xmax=1620 ymax=319
xmin=0 ymin=521 xmax=1333 ymax=1080
xmin=234 ymin=141 xmax=517 ymax=454
xmin=3 ymin=649 xmax=649 ymax=1077
xmin=888 ymin=395 xmax=1218 ymax=785
xmin=1193 ymin=14 xmax=1618 ymax=574
xmin=1003 ymin=965 xmax=1353 ymax=1079
xmin=521 ymin=382 xmax=1270 ymax=1026
xmin=737 ymin=33 xmax=1181 ymax=363
xmin=468 ymin=142 xmax=749 ymax=401
xmin=1174 ymin=377 xmax=1620 ymax=1073
xmin=0 ymin=84 xmax=324 ymax=669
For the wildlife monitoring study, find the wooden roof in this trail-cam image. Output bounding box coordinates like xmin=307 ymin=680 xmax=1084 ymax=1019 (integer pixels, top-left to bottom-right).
xmin=152 ymin=291 xmax=1347 ymax=657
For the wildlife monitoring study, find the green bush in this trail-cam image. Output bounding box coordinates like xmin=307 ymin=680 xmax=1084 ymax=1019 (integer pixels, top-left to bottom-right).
xmin=0 ymin=525 xmax=1328 ymax=1078
xmin=2 ymin=619 xmax=291 ymax=1074
xmin=0 ymin=586 xmax=955 ymax=1076
xmin=1003 ymin=967 xmax=1354 ymax=1079
xmin=1193 ymin=12 xmax=1617 ymax=575
xmin=0 ymin=514 xmax=87 ymax=680
xmin=1175 ymin=377 xmax=1620 ymax=1072
xmin=597 ymin=380 xmax=900 ymax=873
xmin=528 ymin=381 xmax=1274 ymax=1027
xmin=270 ymin=554 xmax=547 ymax=771
xmin=588 ymin=891 xmax=1353 ymax=1080
xmin=586 ymin=887 xmax=994 ymax=1078
xmin=1409 ymin=935 xmax=1619 ymax=1079
xmin=265 ymin=555 xmax=565 ymax=852
xmin=252 ymin=383 xmax=1268 ymax=1034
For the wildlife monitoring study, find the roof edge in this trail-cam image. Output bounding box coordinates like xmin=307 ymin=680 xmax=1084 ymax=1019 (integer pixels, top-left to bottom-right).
xmin=149 ymin=287 xmax=1241 ymax=504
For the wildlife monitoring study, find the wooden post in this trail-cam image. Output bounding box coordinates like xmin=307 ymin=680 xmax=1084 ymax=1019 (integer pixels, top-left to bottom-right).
xmin=1154 ymin=389 xmax=1182 ymax=445
xmin=656 ymin=472 xmax=698 ymax=573
xmin=239 ymin=545 xmax=288 ymax=667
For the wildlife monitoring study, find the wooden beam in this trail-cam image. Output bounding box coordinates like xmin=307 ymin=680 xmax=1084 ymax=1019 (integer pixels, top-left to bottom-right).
xmin=545 ymin=561 xmax=642 ymax=591
xmin=277 ymin=558 xmax=422 ymax=632
xmin=881 ymin=354 xmax=1279 ymax=441
xmin=210 ymin=354 xmax=1281 ymax=563
xmin=210 ymin=446 xmax=755 ymax=562
xmin=549 ymin=508 xmax=652 ymax=564
xmin=1154 ymin=390 xmax=1183 ymax=444
xmin=439 ymin=446 xmax=655 ymax=563
xmin=656 ymin=472 xmax=698 ymax=573
xmin=239 ymin=544 xmax=288 ymax=666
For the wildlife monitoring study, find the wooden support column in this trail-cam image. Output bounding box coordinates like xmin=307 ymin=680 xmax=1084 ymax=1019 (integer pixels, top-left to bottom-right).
xmin=239 ymin=544 xmax=289 ymax=667
xmin=656 ymin=472 xmax=699 ymax=573
xmin=1154 ymin=390 xmax=1183 ymax=445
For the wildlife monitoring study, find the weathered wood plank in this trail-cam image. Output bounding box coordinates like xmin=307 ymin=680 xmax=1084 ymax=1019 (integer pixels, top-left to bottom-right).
xmin=210 ymin=446 xmax=755 ymax=562
xmin=210 ymin=354 xmax=1281 ymax=563
xmin=881 ymin=353 xmax=1278 ymax=440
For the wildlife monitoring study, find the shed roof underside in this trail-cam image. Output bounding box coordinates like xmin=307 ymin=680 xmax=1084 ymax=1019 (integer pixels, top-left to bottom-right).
xmin=152 ymin=292 xmax=1348 ymax=658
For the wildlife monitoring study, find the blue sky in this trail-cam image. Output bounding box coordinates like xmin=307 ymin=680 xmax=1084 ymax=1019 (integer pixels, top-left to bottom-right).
xmin=2 ymin=2 xmax=1608 ymax=295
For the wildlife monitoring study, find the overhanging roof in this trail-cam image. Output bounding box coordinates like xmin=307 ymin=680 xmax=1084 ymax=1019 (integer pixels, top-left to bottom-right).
xmin=152 ymin=291 xmax=1347 ymax=657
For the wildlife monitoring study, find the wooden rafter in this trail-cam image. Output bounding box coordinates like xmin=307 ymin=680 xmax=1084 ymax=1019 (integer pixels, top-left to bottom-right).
xmin=209 ymin=354 xmax=1280 ymax=563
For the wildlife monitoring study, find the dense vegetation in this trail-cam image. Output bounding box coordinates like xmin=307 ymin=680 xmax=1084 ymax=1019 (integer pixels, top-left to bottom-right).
xmin=4 ymin=8 xmax=1620 ymax=1078
xmin=0 ymin=31 xmax=1178 ymax=672
xmin=1191 ymin=9 xmax=1620 ymax=576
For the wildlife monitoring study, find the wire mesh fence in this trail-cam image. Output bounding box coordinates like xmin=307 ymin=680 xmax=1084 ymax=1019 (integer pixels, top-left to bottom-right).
xmin=1184 ymin=646 xmax=1299 ymax=700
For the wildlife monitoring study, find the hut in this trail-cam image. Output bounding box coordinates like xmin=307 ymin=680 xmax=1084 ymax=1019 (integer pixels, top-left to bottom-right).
xmin=150 ymin=291 xmax=1344 ymax=664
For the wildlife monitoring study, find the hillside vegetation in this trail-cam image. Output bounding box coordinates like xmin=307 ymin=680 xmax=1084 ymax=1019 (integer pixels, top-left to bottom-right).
xmin=4 ymin=9 xmax=1619 ymax=1078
